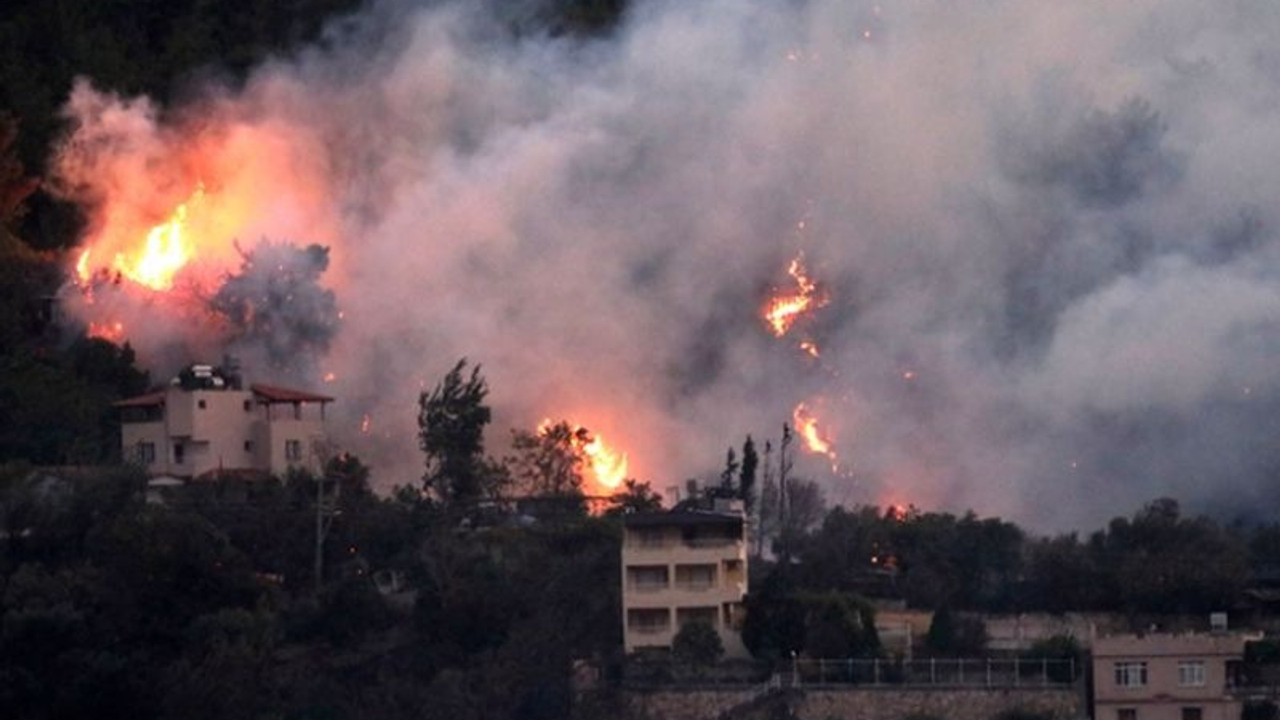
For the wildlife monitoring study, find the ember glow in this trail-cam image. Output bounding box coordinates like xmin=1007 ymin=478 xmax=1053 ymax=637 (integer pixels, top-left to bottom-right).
xmin=763 ymin=254 xmax=827 ymax=338
xmin=87 ymin=320 xmax=126 ymax=343
xmin=793 ymin=402 xmax=839 ymax=469
xmin=537 ymin=419 xmax=629 ymax=493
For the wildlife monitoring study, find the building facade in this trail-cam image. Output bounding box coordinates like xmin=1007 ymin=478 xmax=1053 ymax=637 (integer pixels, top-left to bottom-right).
xmin=116 ymin=364 xmax=333 ymax=479
xmin=620 ymin=506 xmax=749 ymax=659
xmin=1092 ymin=631 xmax=1259 ymax=720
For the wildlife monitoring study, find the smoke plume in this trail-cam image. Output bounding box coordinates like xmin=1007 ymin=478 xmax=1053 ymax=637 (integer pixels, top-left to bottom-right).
xmin=50 ymin=0 xmax=1280 ymax=530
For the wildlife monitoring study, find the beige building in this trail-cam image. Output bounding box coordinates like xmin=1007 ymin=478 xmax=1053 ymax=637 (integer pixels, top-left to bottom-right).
xmin=621 ymin=506 xmax=749 ymax=659
xmin=116 ymin=364 xmax=333 ymax=479
xmin=1093 ymin=631 xmax=1260 ymax=720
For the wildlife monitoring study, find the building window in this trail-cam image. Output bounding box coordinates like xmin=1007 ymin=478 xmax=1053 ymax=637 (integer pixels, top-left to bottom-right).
xmin=636 ymin=528 xmax=665 ymax=548
xmin=627 ymin=565 xmax=669 ymax=592
xmin=626 ymin=608 xmax=670 ymax=635
xmin=244 ymin=440 xmax=253 ymax=453
xmin=1118 ymin=709 xmax=1137 ymax=720
xmin=1115 ymin=662 xmax=1148 ymax=688
xmin=285 ymin=439 xmax=303 ymax=462
xmin=1181 ymin=708 xmax=1202 ymax=720
xmin=674 ymin=564 xmax=717 ymax=591
xmin=197 ymin=399 xmax=207 ymax=409
xmin=173 ymin=443 xmax=185 ymax=465
xmin=675 ymin=606 xmax=718 ymax=629
xmin=243 ymin=400 xmax=253 ymax=412
xmin=137 ymin=442 xmax=156 ymax=464
xmin=1178 ymin=661 xmax=1206 ymax=687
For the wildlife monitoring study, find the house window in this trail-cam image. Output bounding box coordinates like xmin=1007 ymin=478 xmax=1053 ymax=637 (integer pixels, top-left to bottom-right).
xmin=244 ymin=440 xmax=253 ymax=453
xmin=627 ymin=565 xmax=669 ymax=592
xmin=137 ymin=442 xmax=156 ymax=464
xmin=285 ymin=439 xmax=303 ymax=462
xmin=1115 ymin=662 xmax=1148 ymax=688
xmin=636 ymin=528 xmax=665 ymax=548
xmin=1182 ymin=708 xmax=1202 ymax=720
xmin=1118 ymin=709 xmax=1137 ymax=720
xmin=626 ymin=608 xmax=670 ymax=635
xmin=674 ymin=564 xmax=717 ymax=591
xmin=243 ymin=400 xmax=253 ymax=412
xmin=675 ymin=606 xmax=718 ymax=629
xmin=197 ymin=399 xmax=207 ymax=409
xmin=1178 ymin=661 xmax=1206 ymax=687
xmin=173 ymin=443 xmax=185 ymax=465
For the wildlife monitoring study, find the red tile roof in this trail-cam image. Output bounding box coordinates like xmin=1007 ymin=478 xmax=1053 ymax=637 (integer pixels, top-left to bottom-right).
xmin=113 ymin=391 xmax=166 ymax=408
xmin=250 ymin=383 xmax=334 ymax=404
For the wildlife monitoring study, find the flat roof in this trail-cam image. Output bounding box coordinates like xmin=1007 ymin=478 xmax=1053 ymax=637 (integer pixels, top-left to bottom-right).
xmin=113 ymin=391 xmax=166 ymax=408
xmin=623 ymin=510 xmax=744 ymax=528
xmin=251 ymin=383 xmax=334 ymax=404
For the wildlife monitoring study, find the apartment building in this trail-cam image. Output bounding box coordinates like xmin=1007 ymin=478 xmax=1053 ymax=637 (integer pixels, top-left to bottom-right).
xmin=116 ymin=364 xmax=333 ymax=479
xmin=1093 ymin=630 xmax=1260 ymax=720
xmin=621 ymin=504 xmax=749 ymax=659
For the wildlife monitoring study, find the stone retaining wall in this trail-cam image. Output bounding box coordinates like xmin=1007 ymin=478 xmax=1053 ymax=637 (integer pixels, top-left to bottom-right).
xmin=799 ymin=686 xmax=1083 ymax=720
xmin=628 ymin=684 xmax=1086 ymax=720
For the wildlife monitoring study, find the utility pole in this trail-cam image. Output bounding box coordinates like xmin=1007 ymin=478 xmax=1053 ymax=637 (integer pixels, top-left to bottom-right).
xmin=778 ymin=423 xmax=793 ymax=561
xmin=314 ymin=472 xmax=339 ymax=593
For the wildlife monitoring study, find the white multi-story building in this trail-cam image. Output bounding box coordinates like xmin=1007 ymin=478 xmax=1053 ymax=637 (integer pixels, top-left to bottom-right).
xmin=116 ymin=364 xmax=333 ymax=479
xmin=621 ymin=504 xmax=749 ymax=659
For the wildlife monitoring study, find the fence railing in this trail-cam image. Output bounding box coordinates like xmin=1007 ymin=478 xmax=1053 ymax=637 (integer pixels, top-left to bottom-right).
xmin=785 ymin=657 xmax=1077 ymax=688
xmin=621 ymin=657 xmax=1078 ymax=689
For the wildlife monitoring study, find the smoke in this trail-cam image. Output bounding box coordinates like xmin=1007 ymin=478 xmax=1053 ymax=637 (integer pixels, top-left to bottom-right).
xmin=49 ymin=0 xmax=1280 ymax=530
xmin=211 ymin=242 xmax=340 ymax=375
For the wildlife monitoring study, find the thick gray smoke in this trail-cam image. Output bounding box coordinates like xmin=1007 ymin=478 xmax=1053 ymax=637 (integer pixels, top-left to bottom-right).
xmin=54 ymin=0 xmax=1280 ymax=530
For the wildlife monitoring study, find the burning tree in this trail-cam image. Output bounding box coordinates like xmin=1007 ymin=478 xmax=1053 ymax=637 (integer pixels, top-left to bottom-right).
xmin=507 ymin=421 xmax=587 ymax=499
xmin=210 ymin=241 xmax=339 ymax=373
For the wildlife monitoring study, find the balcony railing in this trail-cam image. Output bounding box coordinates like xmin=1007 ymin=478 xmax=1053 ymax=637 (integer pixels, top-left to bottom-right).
xmin=629 ymin=581 xmax=669 ymax=593
xmin=674 ymin=580 xmax=716 ymax=592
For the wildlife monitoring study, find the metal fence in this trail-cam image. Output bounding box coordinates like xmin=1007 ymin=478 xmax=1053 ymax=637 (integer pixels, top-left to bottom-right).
xmin=786 ymin=657 xmax=1077 ymax=688
xmin=621 ymin=657 xmax=1078 ymax=689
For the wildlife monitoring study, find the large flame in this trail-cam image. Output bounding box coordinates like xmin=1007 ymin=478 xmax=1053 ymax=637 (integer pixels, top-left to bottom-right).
xmin=59 ymin=89 xmax=342 ymax=356
xmin=537 ymin=419 xmax=629 ymax=493
xmin=763 ymin=253 xmax=827 ymax=338
xmin=75 ymin=185 xmax=207 ymax=291
xmin=793 ymin=401 xmax=839 ymax=470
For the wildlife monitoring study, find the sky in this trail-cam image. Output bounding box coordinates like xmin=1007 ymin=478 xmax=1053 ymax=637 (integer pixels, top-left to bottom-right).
xmin=50 ymin=0 xmax=1280 ymax=531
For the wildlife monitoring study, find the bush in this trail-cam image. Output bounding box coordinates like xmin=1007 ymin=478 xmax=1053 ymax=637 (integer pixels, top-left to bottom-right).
xmin=672 ymin=620 xmax=724 ymax=668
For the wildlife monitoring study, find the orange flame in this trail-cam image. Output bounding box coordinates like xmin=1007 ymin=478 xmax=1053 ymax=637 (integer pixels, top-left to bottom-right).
xmin=86 ymin=320 xmax=126 ymax=343
xmin=77 ymin=186 xmax=205 ymax=291
xmin=537 ymin=419 xmax=629 ymax=492
xmin=792 ymin=402 xmax=839 ymax=469
xmin=763 ymin=254 xmax=827 ymax=337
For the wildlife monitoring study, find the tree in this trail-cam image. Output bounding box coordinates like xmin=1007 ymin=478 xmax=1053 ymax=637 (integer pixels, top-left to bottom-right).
xmin=924 ymin=606 xmax=987 ymax=657
xmin=800 ymin=591 xmax=880 ymax=659
xmin=755 ymin=440 xmax=778 ymax=558
xmin=506 ymin=421 xmax=585 ymax=498
xmin=719 ymin=447 xmax=738 ymax=490
xmin=775 ymin=478 xmax=825 ymax=559
xmin=210 ymin=242 xmax=339 ymax=372
xmin=739 ymin=435 xmax=758 ymax=515
xmin=672 ymin=620 xmax=724 ymax=668
xmin=418 ymin=359 xmax=494 ymax=505
xmin=605 ymin=479 xmax=663 ymax=515
xmin=742 ymin=568 xmax=806 ymax=662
